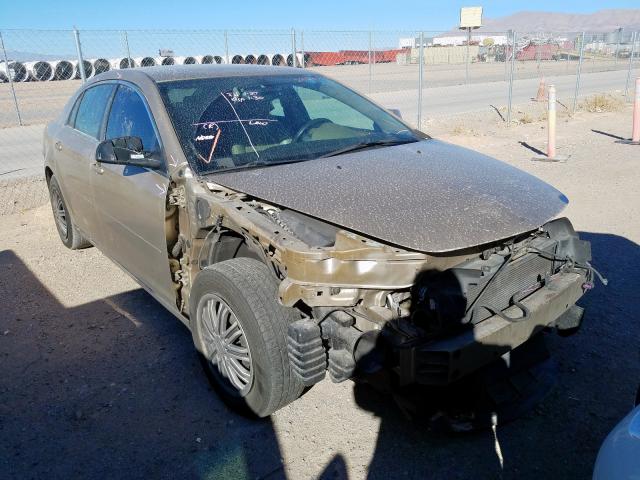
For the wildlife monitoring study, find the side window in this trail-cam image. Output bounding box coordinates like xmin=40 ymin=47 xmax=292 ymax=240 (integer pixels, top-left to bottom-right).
xmin=294 ymin=86 xmax=374 ymax=131
xmin=73 ymin=84 xmax=115 ymax=139
xmin=106 ymin=85 xmax=160 ymax=153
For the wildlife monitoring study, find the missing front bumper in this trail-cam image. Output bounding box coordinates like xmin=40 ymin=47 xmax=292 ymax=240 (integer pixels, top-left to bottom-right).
xmin=397 ymin=271 xmax=588 ymax=386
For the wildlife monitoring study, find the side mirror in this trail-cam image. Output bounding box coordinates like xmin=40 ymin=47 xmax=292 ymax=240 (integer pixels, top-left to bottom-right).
xmin=96 ymin=136 xmax=163 ymax=170
xmin=389 ymin=108 xmax=402 ymax=119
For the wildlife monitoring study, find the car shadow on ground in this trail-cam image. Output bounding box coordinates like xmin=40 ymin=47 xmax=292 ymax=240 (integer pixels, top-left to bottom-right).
xmin=1 ymin=230 xmax=638 ymax=480
xmin=0 ymin=249 xmax=286 ymax=479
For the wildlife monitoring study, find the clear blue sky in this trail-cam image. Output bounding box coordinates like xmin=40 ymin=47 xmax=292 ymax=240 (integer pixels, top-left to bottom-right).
xmin=1 ymin=0 xmax=639 ymax=31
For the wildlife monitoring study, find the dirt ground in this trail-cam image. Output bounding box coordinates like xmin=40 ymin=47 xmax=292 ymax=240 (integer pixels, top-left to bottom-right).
xmin=1 ymin=101 xmax=639 ymax=479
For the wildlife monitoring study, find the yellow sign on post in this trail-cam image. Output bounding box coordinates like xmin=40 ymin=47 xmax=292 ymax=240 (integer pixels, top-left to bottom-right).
xmin=459 ymin=7 xmax=482 ymax=84
xmin=459 ymin=6 xmax=483 ymax=29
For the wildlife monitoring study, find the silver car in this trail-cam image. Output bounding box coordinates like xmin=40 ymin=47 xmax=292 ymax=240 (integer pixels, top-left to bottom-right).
xmin=593 ymin=391 xmax=640 ymax=479
xmin=44 ymin=65 xmax=596 ymax=417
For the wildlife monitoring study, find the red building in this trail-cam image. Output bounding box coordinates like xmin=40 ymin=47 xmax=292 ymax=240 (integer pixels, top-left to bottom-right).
xmin=306 ymin=49 xmax=407 ymax=66
xmin=516 ymin=43 xmax=560 ymax=61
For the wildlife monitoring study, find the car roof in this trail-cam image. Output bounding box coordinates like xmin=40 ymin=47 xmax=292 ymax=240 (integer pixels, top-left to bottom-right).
xmin=91 ymin=64 xmax=313 ymax=84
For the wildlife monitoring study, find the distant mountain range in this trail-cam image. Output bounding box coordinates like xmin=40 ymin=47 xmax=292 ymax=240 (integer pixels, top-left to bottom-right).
xmin=461 ymin=9 xmax=640 ymax=33
xmin=3 ymin=9 xmax=639 ymax=63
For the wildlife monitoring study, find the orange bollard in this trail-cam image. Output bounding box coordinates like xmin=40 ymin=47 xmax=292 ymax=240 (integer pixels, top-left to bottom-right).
xmin=618 ymin=77 xmax=640 ymax=145
xmin=547 ymin=84 xmax=557 ymax=158
xmin=532 ymin=84 xmax=569 ymax=162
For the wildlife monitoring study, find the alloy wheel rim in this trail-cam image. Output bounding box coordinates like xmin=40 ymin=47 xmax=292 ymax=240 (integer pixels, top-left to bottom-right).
xmin=51 ymin=189 xmax=68 ymax=238
xmin=199 ymin=294 xmax=253 ymax=395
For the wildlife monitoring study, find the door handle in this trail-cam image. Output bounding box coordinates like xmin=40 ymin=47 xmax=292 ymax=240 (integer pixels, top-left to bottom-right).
xmin=91 ymin=162 xmax=104 ymax=175
xmin=55 ymin=141 xmax=63 ymax=151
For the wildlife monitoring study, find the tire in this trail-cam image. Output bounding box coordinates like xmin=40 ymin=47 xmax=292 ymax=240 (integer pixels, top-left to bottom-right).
xmin=190 ymin=258 xmax=304 ymax=417
xmin=47 ymin=175 xmax=91 ymax=250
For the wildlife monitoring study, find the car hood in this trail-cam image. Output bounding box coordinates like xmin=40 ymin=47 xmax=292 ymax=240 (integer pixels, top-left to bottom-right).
xmin=204 ymin=139 xmax=568 ymax=253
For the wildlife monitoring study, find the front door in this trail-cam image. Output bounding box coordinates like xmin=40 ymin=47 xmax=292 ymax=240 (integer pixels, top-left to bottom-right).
xmin=90 ymin=83 xmax=175 ymax=306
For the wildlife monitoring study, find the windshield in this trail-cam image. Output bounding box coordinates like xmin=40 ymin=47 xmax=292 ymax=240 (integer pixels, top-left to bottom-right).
xmin=156 ymin=73 xmax=423 ymax=174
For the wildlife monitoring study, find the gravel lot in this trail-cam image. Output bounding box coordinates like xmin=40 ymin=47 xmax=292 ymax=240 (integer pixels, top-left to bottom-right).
xmin=1 ymin=103 xmax=639 ymax=479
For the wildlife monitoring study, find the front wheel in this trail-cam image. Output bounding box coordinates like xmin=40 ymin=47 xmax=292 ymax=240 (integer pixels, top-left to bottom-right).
xmin=190 ymin=258 xmax=304 ymax=417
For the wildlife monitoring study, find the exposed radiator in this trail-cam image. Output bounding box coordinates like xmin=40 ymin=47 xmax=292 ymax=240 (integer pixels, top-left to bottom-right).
xmin=465 ymin=239 xmax=556 ymax=322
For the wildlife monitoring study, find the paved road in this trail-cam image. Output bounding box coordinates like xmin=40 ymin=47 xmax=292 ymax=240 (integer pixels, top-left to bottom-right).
xmin=0 ymin=124 xmax=45 ymax=179
xmin=1 ymin=68 xmax=637 ymax=180
xmin=375 ymin=67 xmax=639 ymax=125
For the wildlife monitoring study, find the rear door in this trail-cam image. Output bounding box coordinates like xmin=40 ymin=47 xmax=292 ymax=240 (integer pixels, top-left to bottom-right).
xmin=53 ymin=83 xmax=115 ymax=239
xmin=90 ymin=82 xmax=175 ymax=306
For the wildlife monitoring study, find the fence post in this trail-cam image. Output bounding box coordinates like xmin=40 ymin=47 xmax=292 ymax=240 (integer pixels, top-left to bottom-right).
xmin=507 ymin=31 xmax=517 ymax=126
xmin=615 ymin=27 xmax=623 ymax=66
xmin=504 ymin=30 xmax=511 ymax=81
xmin=572 ymin=32 xmax=586 ymax=113
xmin=0 ymin=31 xmax=23 ymax=126
xmin=372 ymin=31 xmax=375 ymax=85
xmin=368 ymin=31 xmax=372 ymax=94
xmin=122 ymin=31 xmax=132 ymax=68
xmin=300 ymin=31 xmax=305 ymax=68
xmin=291 ymin=28 xmax=297 ymax=67
xmin=465 ymin=27 xmax=470 ymax=84
xmin=625 ymin=31 xmax=638 ymax=100
xmin=417 ymin=31 xmax=424 ymax=128
xmin=633 ymin=78 xmax=640 ymax=143
xmin=73 ymin=28 xmax=87 ymax=82
xmin=224 ymin=30 xmax=229 ymax=64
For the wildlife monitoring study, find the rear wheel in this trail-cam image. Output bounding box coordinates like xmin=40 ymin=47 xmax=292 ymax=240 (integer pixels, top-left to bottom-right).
xmin=190 ymin=258 xmax=304 ymax=417
xmin=47 ymin=175 xmax=91 ymax=250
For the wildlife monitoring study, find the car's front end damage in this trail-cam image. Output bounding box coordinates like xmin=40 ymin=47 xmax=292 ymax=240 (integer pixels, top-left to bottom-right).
xmin=166 ymin=166 xmax=597 ymax=391
xmin=280 ymin=212 xmax=595 ymax=388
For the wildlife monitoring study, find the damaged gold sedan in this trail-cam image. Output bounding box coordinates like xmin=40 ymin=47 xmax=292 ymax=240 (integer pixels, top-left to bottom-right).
xmin=43 ymin=65 xmax=598 ymax=417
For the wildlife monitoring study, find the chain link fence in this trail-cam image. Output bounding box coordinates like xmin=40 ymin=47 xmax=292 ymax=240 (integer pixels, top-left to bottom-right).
xmin=1 ymin=27 xmax=639 ymax=193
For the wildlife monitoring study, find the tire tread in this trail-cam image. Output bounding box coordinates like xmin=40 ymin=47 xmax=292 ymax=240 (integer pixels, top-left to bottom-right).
xmin=48 ymin=175 xmax=92 ymax=250
xmin=191 ymin=258 xmax=303 ymax=416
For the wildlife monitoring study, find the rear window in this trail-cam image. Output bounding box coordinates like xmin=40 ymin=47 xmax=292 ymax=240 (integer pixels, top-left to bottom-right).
xmin=73 ymin=84 xmax=115 ymax=139
xmin=66 ymin=93 xmax=83 ymax=126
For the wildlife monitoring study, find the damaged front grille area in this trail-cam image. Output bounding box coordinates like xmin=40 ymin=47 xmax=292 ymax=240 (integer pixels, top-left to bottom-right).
xmin=282 ymin=217 xmax=594 ymax=389
xmin=464 ymin=237 xmax=557 ymax=323
xmin=411 ymin=234 xmax=564 ymax=334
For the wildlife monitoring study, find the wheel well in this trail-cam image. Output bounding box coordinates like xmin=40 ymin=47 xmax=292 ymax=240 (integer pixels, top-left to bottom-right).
xmin=44 ymin=166 xmax=53 ymax=184
xmin=202 ymin=231 xmax=263 ymax=268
